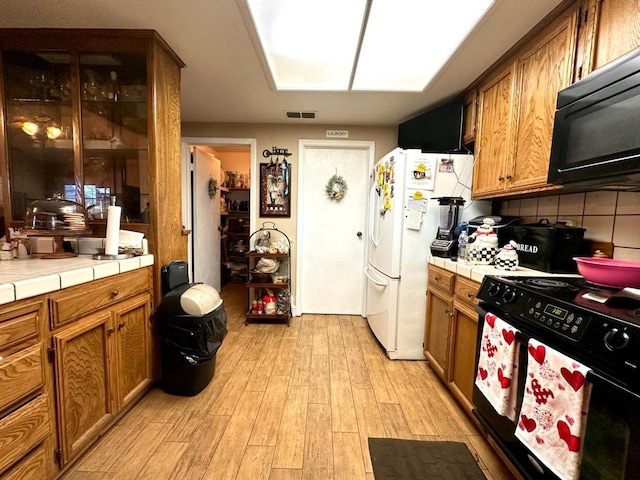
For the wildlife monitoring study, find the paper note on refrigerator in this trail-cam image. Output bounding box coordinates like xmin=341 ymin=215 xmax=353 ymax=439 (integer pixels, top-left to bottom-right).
xmin=406 ymin=210 xmax=423 ymax=230
xmin=406 ymin=198 xmax=427 ymax=230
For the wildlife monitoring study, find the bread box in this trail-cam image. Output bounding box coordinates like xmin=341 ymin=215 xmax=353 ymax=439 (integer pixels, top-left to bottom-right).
xmin=508 ymin=219 xmax=587 ymax=273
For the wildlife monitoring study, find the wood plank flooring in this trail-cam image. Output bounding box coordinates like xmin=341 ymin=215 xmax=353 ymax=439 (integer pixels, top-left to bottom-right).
xmin=60 ymin=283 xmax=515 ymax=480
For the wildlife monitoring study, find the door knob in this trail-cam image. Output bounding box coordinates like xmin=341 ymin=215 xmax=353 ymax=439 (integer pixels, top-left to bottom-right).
xmin=357 ymin=231 xmax=363 ymax=238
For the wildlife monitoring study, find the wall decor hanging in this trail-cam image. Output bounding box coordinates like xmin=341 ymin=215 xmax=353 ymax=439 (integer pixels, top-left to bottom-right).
xmin=260 ymin=147 xmax=291 ymax=217
xmin=325 ymin=169 xmax=348 ymax=200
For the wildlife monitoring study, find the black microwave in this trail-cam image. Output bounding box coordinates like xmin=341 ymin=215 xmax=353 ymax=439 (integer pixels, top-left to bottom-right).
xmin=548 ymin=48 xmax=640 ymax=188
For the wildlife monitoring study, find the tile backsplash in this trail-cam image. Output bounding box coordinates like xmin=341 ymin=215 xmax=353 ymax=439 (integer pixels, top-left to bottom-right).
xmin=497 ymin=191 xmax=640 ymax=261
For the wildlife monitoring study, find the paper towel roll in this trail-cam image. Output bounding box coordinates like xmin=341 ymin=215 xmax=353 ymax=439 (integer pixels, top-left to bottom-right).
xmin=104 ymin=205 xmax=121 ymax=255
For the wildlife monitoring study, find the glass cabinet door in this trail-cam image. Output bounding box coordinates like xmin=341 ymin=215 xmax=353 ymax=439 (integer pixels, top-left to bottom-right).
xmin=2 ymin=50 xmax=75 ymax=223
xmin=80 ymin=52 xmax=149 ymax=223
xmin=1 ymin=48 xmax=150 ymax=229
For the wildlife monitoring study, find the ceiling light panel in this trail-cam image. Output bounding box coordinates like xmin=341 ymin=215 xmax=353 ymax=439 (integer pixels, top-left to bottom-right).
xmin=352 ymin=0 xmax=494 ymax=91
xmin=247 ymin=0 xmax=368 ymax=91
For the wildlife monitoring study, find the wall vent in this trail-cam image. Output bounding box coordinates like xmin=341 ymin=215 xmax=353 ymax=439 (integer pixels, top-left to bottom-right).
xmin=284 ymin=110 xmax=317 ymax=119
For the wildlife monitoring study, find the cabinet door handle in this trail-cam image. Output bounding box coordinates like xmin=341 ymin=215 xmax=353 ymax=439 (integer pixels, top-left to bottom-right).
xmin=108 ymin=327 xmax=115 ymax=334
xmin=498 ymin=176 xmax=505 ymax=181
xmin=506 ymin=174 xmax=512 ymax=180
xmin=467 ymin=293 xmax=474 ymax=299
xmin=435 ymin=275 xmax=441 ymax=281
xmin=118 ymin=322 xmax=126 ymax=330
xmin=111 ymin=290 xmax=119 ymax=297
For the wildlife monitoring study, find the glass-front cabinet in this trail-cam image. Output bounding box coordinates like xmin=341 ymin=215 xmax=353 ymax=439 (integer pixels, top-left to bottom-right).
xmin=0 ymin=31 xmax=166 ymax=233
xmin=0 ymin=29 xmax=186 ymax=308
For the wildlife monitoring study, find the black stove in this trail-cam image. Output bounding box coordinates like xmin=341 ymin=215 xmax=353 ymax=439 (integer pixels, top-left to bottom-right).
xmin=477 ymin=275 xmax=640 ymax=391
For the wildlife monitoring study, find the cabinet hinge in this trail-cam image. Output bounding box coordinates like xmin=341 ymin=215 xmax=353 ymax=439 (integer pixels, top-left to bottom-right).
xmin=47 ymin=346 xmax=55 ymax=363
xmin=54 ymin=449 xmax=61 ymax=465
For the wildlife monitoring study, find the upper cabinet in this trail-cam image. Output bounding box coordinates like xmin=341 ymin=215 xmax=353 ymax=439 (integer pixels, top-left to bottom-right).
xmin=473 ymin=8 xmax=578 ymax=198
xmin=0 ymin=30 xmax=187 ymax=302
xmin=1 ymin=48 xmax=148 ymax=224
xmin=590 ymin=0 xmax=640 ymax=71
xmin=462 ymin=90 xmax=478 ymax=146
xmin=473 ymin=64 xmax=515 ymax=198
xmin=471 ymin=0 xmax=640 ymax=199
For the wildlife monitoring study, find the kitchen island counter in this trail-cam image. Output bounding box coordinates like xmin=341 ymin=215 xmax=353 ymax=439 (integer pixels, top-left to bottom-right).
xmin=0 ymin=254 xmax=154 ymax=304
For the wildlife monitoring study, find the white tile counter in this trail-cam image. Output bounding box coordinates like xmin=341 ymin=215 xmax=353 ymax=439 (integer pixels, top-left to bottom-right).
xmin=0 ymin=254 xmax=154 ymax=304
xmin=428 ymin=255 xmax=581 ymax=284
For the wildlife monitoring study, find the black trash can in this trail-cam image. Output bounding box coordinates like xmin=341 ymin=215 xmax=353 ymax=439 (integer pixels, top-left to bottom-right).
xmin=153 ymin=262 xmax=227 ymax=396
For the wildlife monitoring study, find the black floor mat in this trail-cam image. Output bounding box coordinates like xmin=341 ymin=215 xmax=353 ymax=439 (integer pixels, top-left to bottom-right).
xmin=368 ymin=438 xmax=486 ymax=480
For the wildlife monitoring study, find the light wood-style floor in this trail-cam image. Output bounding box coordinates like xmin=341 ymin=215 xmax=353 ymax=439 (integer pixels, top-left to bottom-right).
xmin=60 ymin=283 xmax=515 ymax=480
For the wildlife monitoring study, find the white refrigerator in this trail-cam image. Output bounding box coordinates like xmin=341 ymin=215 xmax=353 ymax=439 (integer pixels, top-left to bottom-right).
xmin=364 ymin=148 xmax=490 ymax=359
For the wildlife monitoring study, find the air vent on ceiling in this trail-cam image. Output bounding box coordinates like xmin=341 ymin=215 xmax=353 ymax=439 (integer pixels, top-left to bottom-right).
xmin=284 ymin=110 xmax=317 ymax=119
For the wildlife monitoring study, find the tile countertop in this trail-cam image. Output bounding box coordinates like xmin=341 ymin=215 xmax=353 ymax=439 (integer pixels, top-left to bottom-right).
xmin=428 ymin=255 xmax=582 ymax=284
xmin=0 ymin=254 xmax=154 ymax=305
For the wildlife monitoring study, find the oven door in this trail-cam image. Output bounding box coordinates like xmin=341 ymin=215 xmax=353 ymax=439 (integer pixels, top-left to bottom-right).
xmin=473 ymin=306 xmax=640 ymax=480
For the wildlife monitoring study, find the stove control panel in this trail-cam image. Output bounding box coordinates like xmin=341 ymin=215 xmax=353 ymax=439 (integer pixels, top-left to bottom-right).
xmin=521 ymin=298 xmax=591 ymax=341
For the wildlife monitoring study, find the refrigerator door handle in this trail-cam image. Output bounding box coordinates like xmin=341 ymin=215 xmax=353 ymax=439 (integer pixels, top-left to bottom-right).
xmin=369 ymin=184 xmax=379 ymax=247
xmin=364 ymin=267 xmax=388 ymax=287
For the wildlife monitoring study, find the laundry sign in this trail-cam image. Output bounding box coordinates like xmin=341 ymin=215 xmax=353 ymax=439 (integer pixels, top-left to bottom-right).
xmin=326 ymin=130 xmax=349 ymax=138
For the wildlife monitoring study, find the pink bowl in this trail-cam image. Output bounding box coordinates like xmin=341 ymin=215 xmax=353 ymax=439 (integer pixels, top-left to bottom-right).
xmin=574 ymin=257 xmax=640 ymax=288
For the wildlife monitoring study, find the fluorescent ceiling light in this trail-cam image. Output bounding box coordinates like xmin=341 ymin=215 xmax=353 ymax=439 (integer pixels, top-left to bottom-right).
xmin=245 ymin=0 xmax=494 ymax=92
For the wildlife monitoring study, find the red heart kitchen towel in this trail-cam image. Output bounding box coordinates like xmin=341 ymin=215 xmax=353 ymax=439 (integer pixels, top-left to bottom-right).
xmin=475 ymin=312 xmax=520 ymax=420
xmin=515 ymin=339 xmax=592 ymax=480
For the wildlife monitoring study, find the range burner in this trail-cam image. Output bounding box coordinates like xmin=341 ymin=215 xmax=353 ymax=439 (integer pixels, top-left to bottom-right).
xmin=523 ymin=278 xmax=576 ymax=290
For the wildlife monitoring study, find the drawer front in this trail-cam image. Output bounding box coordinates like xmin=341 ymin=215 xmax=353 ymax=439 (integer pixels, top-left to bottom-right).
xmin=454 ymin=276 xmax=480 ymax=307
xmin=0 ymin=310 xmax=40 ymax=354
xmin=0 ymin=343 xmax=44 ymax=414
xmin=0 ymin=299 xmax=44 ymax=357
xmin=0 ymin=442 xmax=48 ymax=480
xmin=0 ymin=395 xmax=50 ymax=475
xmin=428 ymin=266 xmax=455 ymax=293
xmin=49 ymin=268 xmax=150 ymax=329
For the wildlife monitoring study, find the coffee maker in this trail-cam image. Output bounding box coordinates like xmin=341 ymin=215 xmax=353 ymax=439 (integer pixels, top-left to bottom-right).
xmin=430 ymin=197 xmax=465 ymax=258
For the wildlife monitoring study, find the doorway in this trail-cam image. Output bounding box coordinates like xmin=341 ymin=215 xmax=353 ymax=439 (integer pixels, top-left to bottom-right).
xmin=296 ymin=139 xmax=375 ymax=315
xmin=181 ymin=138 xmax=257 ymax=289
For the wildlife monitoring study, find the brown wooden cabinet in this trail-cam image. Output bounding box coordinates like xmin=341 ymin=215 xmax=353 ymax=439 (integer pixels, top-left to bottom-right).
xmin=0 ymin=297 xmax=52 ymax=479
xmin=509 ymin=10 xmax=578 ymax=192
xmin=424 ymin=266 xmax=455 ymax=380
xmin=462 ymin=90 xmax=478 ymax=146
xmin=48 ymin=268 xmax=153 ymax=468
xmin=473 ymin=64 xmax=516 ymax=198
xmin=449 ymin=276 xmax=481 ymax=413
xmin=0 ymin=29 xmax=187 ymax=305
xmin=51 ymin=310 xmax=114 ymax=467
xmin=590 ymin=0 xmax=640 ymax=71
xmin=473 ymin=9 xmax=577 ymax=198
xmin=424 ymin=265 xmax=481 ymax=417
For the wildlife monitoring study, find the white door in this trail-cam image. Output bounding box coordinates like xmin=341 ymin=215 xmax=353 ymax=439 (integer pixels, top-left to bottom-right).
xmin=297 ymin=140 xmax=374 ymax=315
xmin=193 ymin=148 xmax=221 ymax=289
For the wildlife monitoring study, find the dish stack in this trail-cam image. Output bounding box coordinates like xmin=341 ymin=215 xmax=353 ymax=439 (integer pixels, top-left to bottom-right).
xmin=63 ymin=212 xmax=86 ymax=230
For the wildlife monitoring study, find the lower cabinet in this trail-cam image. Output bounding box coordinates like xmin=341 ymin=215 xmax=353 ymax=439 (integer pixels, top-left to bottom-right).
xmin=424 ymin=265 xmax=480 ymax=416
xmin=0 ymin=443 xmax=49 ymax=480
xmin=51 ymin=310 xmax=115 ymax=466
xmin=449 ymin=276 xmax=481 ymax=413
xmin=49 ymin=268 xmax=153 ymax=469
xmin=0 ymin=296 xmax=51 ymax=480
xmin=424 ymin=283 xmax=454 ymax=380
xmin=0 ymin=267 xmax=154 ymax=478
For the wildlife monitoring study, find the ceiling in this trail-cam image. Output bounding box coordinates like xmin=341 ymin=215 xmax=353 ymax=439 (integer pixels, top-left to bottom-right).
xmin=0 ymin=0 xmax=565 ymax=127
